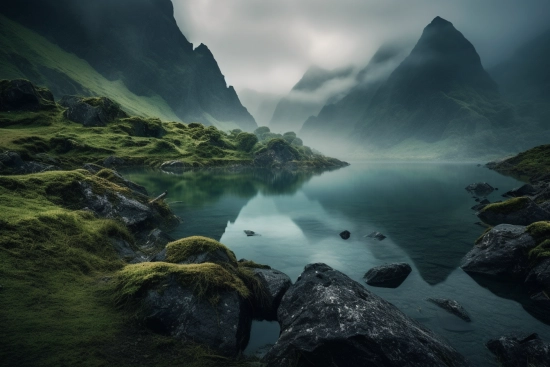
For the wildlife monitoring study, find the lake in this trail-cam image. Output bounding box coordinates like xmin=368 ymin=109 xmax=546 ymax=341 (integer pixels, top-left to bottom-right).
xmin=123 ymin=162 xmax=550 ymax=366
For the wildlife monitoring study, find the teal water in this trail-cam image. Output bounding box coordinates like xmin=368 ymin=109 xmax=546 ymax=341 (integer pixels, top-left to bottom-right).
xmin=123 ymin=162 xmax=550 ymax=366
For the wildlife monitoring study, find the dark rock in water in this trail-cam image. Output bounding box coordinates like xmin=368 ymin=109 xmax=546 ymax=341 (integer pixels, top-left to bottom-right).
xmin=461 ymin=224 xmax=537 ymax=280
xmin=0 ymin=151 xmax=56 ymax=174
xmin=251 ymin=268 xmax=292 ymax=321
xmin=0 ymin=79 xmax=55 ymax=111
xmin=143 ymin=277 xmax=251 ymax=357
xmin=503 ymin=184 xmax=538 ymax=198
xmin=480 ymin=199 xmax=490 ymax=204
xmin=471 ymin=203 xmax=488 ymax=211
xmin=427 ymin=298 xmax=471 ymax=322
xmin=465 ymin=182 xmax=494 ymax=197
xmin=103 ymin=155 xmax=125 ymax=168
xmin=339 ymin=230 xmax=351 ymax=239
xmin=366 ymin=231 xmax=387 ymax=240
xmin=59 ymin=95 xmax=127 ymax=127
xmin=474 ymin=221 xmax=488 ymax=227
xmin=525 ymin=258 xmax=550 ymax=294
xmin=474 ymin=198 xmax=480 ymax=202
xmin=244 ymin=230 xmax=257 ymax=236
xmin=364 ymin=262 xmax=412 ymax=288
xmin=160 ymin=160 xmax=192 ymax=172
xmin=486 ymin=333 xmax=550 ymax=367
xmin=263 ymin=263 xmax=470 ymax=367
xmin=477 ymin=197 xmax=550 ymax=226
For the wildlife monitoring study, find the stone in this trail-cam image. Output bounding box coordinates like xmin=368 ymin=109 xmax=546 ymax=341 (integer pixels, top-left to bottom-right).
xmin=427 ymin=298 xmax=471 ymax=322
xmin=525 ymin=258 xmax=550 ymax=293
xmin=143 ymin=277 xmax=251 ymax=357
xmin=251 ymin=268 xmax=292 ymax=321
xmin=366 ymin=231 xmax=387 ymax=240
xmin=465 ymin=182 xmax=494 ymax=197
xmin=0 ymin=151 xmax=56 ymax=174
xmin=364 ymin=262 xmax=412 ymax=288
xmin=263 ymin=263 xmax=470 ymax=367
xmin=486 ymin=333 xmax=550 ymax=367
xmin=0 ymin=79 xmax=55 ymax=111
xmin=477 ymin=198 xmax=550 ymax=226
xmin=59 ymin=95 xmax=127 ymax=127
xmin=339 ymin=230 xmax=350 ymax=239
xmin=244 ymin=230 xmax=257 ymax=236
xmin=461 ymin=224 xmax=537 ymax=280
xmin=503 ymin=184 xmax=538 ymax=198
xmin=102 ymin=155 xmax=125 ymax=168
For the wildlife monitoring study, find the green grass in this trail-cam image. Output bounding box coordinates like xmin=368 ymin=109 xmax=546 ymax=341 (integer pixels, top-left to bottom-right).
xmin=0 ymin=14 xmax=180 ymax=121
xmin=165 ymin=236 xmax=238 ymax=266
xmin=480 ymin=197 xmax=530 ymax=215
xmin=488 ymin=144 xmax=550 ymax=182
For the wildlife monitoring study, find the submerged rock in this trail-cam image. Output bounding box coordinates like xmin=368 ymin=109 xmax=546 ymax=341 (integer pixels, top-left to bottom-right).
xmin=0 ymin=79 xmax=55 ymax=111
xmin=251 ymin=268 xmax=292 ymax=321
xmin=263 ymin=263 xmax=470 ymax=367
xmin=364 ymin=262 xmax=412 ymax=288
xmin=486 ymin=333 xmax=550 ymax=367
xmin=477 ymin=197 xmax=550 ymax=226
xmin=160 ymin=160 xmax=192 ymax=172
xmin=427 ymin=298 xmax=471 ymax=322
xmin=339 ymin=230 xmax=351 ymax=239
xmin=461 ymin=224 xmax=537 ymax=280
xmin=244 ymin=230 xmax=257 ymax=236
xmin=366 ymin=231 xmax=387 ymax=240
xmin=465 ymin=182 xmax=494 ymax=197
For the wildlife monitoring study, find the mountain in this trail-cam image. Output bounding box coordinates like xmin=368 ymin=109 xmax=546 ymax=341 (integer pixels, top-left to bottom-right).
xmin=353 ymin=17 xmax=508 ymax=151
xmin=300 ymin=43 xmax=407 ymax=147
xmin=0 ymin=0 xmax=256 ymax=131
xmin=238 ymin=88 xmax=282 ymax=126
xmin=268 ymin=65 xmax=354 ymax=133
xmin=490 ymin=29 xmax=550 ymax=127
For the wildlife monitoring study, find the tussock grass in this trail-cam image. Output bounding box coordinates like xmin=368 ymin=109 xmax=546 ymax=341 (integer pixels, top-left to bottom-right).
xmin=165 ymin=236 xmax=237 ymax=265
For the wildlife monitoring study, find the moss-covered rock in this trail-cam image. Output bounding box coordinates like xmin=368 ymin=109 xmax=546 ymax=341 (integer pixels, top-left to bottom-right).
xmin=0 ymin=79 xmax=55 ymax=111
xmin=59 ymin=95 xmax=128 ymax=127
xmin=164 ymin=236 xmax=238 ymax=267
xmin=478 ymin=197 xmax=550 ymax=226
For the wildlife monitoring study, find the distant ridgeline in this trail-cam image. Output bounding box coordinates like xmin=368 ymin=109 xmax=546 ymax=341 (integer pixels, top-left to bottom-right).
xmin=293 ymin=17 xmax=550 ymax=159
xmin=0 ymin=0 xmax=257 ymax=131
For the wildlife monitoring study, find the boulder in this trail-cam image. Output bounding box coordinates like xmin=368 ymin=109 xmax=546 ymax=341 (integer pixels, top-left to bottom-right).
xmin=263 ymin=263 xmax=470 ymax=367
xmin=339 ymin=230 xmax=351 ymax=239
xmin=503 ymin=184 xmax=538 ymax=198
xmin=0 ymin=79 xmax=55 ymax=111
xmin=0 ymin=151 xmax=56 ymax=174
xmin=366 ymin=231 xmax=387 ymax=241
xmin=486 ymin=333 xmax=550 ymax=367
xmin=251 ymin=268 xmax=292 ymax=321
xmin=253 ymin=139 xmax=299 ymax=168
xmin=59 ymin=95 xmax=127 ymax=127
xmin=525 ymin=258 xmax=550 ymax=293
xmin=142 ymin=276 xmax=251 ymax=357
xmin=427 ymin=298 xmax=471 ymax=322
xmin=364 ymin=262 xmax=412 ymax=288
xmin=465 ymin=182 xmax=494 ymax=197
xmin=244 ymin=230 xmax=258 ymax=236
xmin=461 ymin=224 xmax=537 ymax=280
xmin=477 ymin=197 xmax=550 ymax=226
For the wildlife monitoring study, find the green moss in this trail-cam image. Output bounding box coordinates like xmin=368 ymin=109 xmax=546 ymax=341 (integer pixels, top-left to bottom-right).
xmin=165 ymin=236 xmax=238 ymax=265
xmin=481 ymin=197 xmax=530 ymax=215
xmin=529 ymin=239 xmax=550 ymax=260
xmin=114 ymin=262 xmax=250 ymax=305
xmin=238 ymin=259 xmax=271 ymax=270
xmin=253 ymin=126 xmax=270 ymax=135
xmin=527 ymin=221 xmax=550 ymax=239
xmin=235 ymin=132 xmax=258 ymax=152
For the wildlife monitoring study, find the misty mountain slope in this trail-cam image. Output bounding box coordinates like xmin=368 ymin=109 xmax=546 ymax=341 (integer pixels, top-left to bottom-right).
xmin=0 ymin=0 xmax=256 ymax=131
xmin=269 ymin=65 xmax=354 ymax=133
xmin=237 ymin=88 xmax=281 ymax=126
xmin=0 ymin=15 xmax=180 ymax=121
xmin=353 ymin=16 xmax=512 ymax=152
xmin=300 ymin=43 xmax=407 ymax=144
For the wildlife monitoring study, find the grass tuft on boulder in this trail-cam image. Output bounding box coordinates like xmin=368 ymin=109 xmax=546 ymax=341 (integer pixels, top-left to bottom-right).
xmin=165 ymin=236 xmax=238 ymax=266
xmin=480 ymin=197 xmax=530 ymax=215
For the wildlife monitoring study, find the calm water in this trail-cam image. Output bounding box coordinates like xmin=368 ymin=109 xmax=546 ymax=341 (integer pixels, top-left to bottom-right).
xmin=123 ymin=162 xmax=550 ymax=366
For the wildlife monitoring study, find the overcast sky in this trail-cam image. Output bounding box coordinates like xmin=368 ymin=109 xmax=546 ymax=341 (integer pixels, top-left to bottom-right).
xmin=173 ymin=0 xmax=550 ymax=95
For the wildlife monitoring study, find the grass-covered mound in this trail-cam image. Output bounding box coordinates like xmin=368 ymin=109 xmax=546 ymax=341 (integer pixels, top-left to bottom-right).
xmin=487 ymin=144 xmax=550 ymax=182
xmin=527 ymin=221 xmax=550 ymax=261
xmin=165 ymin=236 xmax=238 ymax=266
xmin=0 ymin=170 xmax=259 ymax=366
xmin=480 ymin=197 xmax=530 ymax=215
xmin=0 ymin=80 xmax=348 ymax=172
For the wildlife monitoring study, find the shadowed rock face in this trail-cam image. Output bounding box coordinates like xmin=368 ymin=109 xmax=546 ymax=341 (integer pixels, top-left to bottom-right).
xmin=263 ymin=263 xmax=471 ymax=367
xmin=477 ymin=198 xmax=550 ymax=226
xmin=0 ymin=79 xmax=55 ymax=111
xmin=59 ymin=96 xmax=128 ymax=127
xmin=486 ymin=333 xmax=550 ymax=367
xmin=364 ymin=262 xmax=412 ymax=288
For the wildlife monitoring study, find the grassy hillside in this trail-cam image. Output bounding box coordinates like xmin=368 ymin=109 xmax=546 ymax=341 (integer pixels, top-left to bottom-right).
xmin=0 ymin=15 xmax=180 ymax=121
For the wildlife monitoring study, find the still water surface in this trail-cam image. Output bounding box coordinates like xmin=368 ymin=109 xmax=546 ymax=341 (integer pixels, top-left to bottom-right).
xmin=123 ymin=162 xmax=550 ymax=366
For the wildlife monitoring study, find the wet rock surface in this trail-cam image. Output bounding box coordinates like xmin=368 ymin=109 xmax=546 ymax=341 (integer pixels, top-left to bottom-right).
xmin=427 ymin=298 xmax=471 ymax=322
xmin=461 ymin=224 xmax=537 ymax=280
xmin=263 ymin=263 xmax=470 ymax=367
xmin=486 ymin=333 xmax=550 ymax=367
xmin=251 ymin=268 xmax=292 ymax=321
xmin=366 ymin=231 xmax=387 ymax=240
xmin=364 ymin=262 xmax=412 ymax=288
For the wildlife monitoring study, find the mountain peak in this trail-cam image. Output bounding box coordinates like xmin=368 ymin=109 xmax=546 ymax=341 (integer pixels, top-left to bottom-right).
xmin=429 ymin=16 xmax=453 ymax=28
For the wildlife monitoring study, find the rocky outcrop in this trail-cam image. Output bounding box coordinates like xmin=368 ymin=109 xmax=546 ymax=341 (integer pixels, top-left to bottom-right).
xmin=486 ymin=333 xmax=550 ymax=367
xmin=465 ymin=182 xmax=495 ymax=197
xmin=142 ymin=276 xmax=251 ymax=357
xmin=251 ymin=268 xmax=292 ymax=321
xmin=59 ymin=95 xmax=127 ymax=127
xmin=427 ymin=298 xmax=471 ymax=322
xmin=0 ymin=79 xmax=55 ymax=111
xmin=339 ymin=230 xmax=351 ymax=239
xmin=364 ymin=262 xmax=412 ymax=288
xmin=461 ymin=224 xmax=537 ymax=280
xmin=254 ymin=139 xmax=299 ymax=168
xmin=477 ymin=197 xmax=550 ymax=226
xmin=503 ymin=184 xmax=538 ymax=197
xmin=263 ymin=263 xmax=470 ymax=367
xmin=0 ymin=151 xmax=56 ymax=174
xmin=525 ymin=258 xmax=550 ymax=293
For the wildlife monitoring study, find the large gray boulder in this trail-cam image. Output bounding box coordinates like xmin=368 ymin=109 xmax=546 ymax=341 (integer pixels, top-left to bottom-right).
xmin=263 ymin=263 xmax=470 ymax=367
xmin=477 ymin=197 xmax=550 ymax=226
xmin=59 ymin=95 xmax=127 ymax=127
xmin=251 ymin=268 xmax=292 ymax=321
xmin=461 ymin=224 xmax=537 ymax=280
xmin=0 ymin=79 xmax=55 ymax=111
xmin=142 ymin=276 xmax=251 ymax=357
xmin=364 ymin=262 xmax=412 ymax=288
xmin=486 ymin=333 xmax=550 ymax=367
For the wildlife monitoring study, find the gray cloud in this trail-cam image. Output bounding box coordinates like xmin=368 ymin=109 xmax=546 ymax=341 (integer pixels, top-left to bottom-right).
xmin=173 ymin=0 xmax=550 ymax=95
